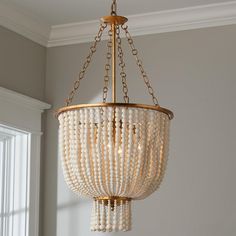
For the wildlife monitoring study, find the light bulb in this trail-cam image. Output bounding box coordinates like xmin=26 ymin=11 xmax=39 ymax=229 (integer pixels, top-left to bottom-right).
xmin=138 ymin=144 xmax=141 ymax=151
xmin=118 ymin=146 xmax=122 ymax=155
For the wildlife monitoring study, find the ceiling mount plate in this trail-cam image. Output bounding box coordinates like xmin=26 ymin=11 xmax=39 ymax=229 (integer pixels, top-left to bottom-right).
xmin=101 ymin=15 xmax=128 ymax=25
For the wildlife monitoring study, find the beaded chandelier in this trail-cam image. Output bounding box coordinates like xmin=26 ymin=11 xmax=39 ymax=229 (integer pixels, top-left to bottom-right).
xmin=56 ymin=0 xmax=173 ymax=232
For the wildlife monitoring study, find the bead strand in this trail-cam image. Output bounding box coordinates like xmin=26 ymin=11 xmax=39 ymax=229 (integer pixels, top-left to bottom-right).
xmin=59 ymin=116 xmax=74 ymax=190
xmin=135 ymin=111 xmax=155 ymax=196
xmin=84 ymin=109 xmax=94 ymax=190
xmin=113 ymin=199 xmax=117 ymax=231
xmin=140 ymin=111 xmax=160 ymax=197
xmin=63 ymin=113 xmax=79 ymax=192
xmin=79 ymin=109 xmax=95 ymax=195
xmin=108 ymin=107 xmax=114 ymax=193
xmin=95 ymin=108 xmax=106 ymax=196
xmin=118 ymin=108 xmax=127 ymax=195
xmin=119 ymin=200 xmax=123 ymax=230
xmin=124 ymin=200 xmax=129 ymax=231
xmin=71 ymin=111 xmax=87 ymax=195
xmin=89 ymin=109 xmax=100 ymax=195
xmin=114 ymin=107 xmax=120 ymax=195
xmin=102 ymin=108 xmax=110 ymax=195
xmin=122 ymin=109 xmax=133 ymax=195
xmin=127 ymin=108 xmax=139 ymax=195
xmin=106 ymin=200 xmax=112 ymax=231
xmin=128 ymin=109 xmax=144 ymax=196
xmin=100 ymin=200 xmax=105 ymax=231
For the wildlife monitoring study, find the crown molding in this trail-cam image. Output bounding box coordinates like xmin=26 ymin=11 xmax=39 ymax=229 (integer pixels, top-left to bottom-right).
xmin=128 ymin=1 xmax=236 ymax=35
xmin=48 ymin=20 xmax=100 ymax=47
xmin=47 ymin=1 xmax=236 ymax=47
xmin=1 ymin=1 xmax=236 ymax=47
xmin=0 ymin=2 xmax=50 ymax=47
xmin=48 ymin=1 xmax=236 ymax=47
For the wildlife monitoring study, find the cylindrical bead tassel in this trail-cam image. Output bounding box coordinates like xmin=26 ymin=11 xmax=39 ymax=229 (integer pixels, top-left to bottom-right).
xmin=90 ymin=199 xmax=132 ymax=232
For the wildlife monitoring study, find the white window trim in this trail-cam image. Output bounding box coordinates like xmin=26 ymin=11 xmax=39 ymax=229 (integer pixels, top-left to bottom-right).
xmin=0 ymin=87 xmax=51 ymax=236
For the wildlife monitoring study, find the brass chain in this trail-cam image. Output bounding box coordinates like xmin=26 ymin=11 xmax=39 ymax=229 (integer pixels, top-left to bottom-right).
xmin=116 ymin=25 xmax=129 ymax=103
xmin=121 ymin=24 xmax=159 ymax=106
xmin=65 ymin=23 xmax=107 ymax=106
xmin=111 ymin=0 xmax=117 ymax=15
xmin=102 ymin=29 xmax=112 ymax=102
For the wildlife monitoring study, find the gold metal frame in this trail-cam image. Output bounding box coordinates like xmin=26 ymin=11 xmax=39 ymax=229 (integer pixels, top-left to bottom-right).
xmin=111 ymin=23 xmax=117 ymax=103
xmin=56 ymin=103 xmax=174 ymax=120
xmin=94 ymin=196 xmax=131 ymax=207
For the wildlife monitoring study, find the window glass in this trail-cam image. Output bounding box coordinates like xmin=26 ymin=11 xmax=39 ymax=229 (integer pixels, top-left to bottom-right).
xmin=0 ymin=125 xmax=30 ymax=236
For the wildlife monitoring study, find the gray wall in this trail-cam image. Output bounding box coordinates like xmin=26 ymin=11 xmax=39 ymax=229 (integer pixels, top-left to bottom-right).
xmin=1 ymin=22 xmax=235 ymax=236
xmin=0 ymin=26 xmax=46 ymax=100
xmin=0 ymin=26 xmax=47 ymax=236
xmin=44 ymin=25 xmax=236 ymax=236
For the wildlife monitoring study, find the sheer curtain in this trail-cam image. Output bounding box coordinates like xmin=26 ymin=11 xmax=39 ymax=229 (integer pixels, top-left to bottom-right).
xmin=0 ymin=125 xmax=30 ymax=236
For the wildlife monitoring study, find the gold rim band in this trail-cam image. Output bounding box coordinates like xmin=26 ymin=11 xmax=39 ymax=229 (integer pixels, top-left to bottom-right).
xmin=94 ymin=196 xmax=132 ymax=201
xmin=56 ymin=103 xmax=174 ymax=120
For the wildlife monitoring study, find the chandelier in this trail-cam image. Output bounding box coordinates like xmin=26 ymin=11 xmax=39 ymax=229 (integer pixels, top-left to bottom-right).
xmin=56 ymin=0 xmax=173 ymax=232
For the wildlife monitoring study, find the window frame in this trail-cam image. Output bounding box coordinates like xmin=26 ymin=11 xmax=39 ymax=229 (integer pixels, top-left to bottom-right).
xmin=0 ymin=126 xmax=30 ymax=236
xmin=0 ymin=87 xmax=50 ymax=236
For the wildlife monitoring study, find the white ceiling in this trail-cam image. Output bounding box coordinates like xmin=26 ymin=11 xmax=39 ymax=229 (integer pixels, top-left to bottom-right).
xmin=0 ymin=0 xmax=231 ymax=25
xmin=0 ymin=0 xmax=236 ymax=47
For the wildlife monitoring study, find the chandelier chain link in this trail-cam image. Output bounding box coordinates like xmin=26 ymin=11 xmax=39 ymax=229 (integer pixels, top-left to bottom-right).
xmin=66 ymin=23 xmax=107 ymax=106
xmin=116 ymin=25 xmax=129 ymax=103
xmin=121 ymin=25 xmax=159 ymax=106
xmin=111 ymin=0 xmax=117 ymax=15
xmin=102 ymin=29 xmax=112 ymax=102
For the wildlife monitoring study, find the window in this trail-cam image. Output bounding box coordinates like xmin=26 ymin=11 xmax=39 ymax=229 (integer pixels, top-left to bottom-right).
xmin=0 ymin=125 xmax=30 ymax=236
xmin=0 ymin=87 xmax=50 ymax=236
